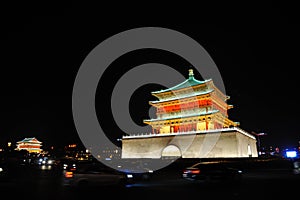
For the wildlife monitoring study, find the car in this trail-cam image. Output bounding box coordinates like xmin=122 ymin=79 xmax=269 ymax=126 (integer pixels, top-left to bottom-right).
xmin=292 ymin=158 xmax=300 ymax=174
xmin=62 ymin=161 xmax=133 ymax=189
xmin=58 ymin=158 xmax=77 ymax=171
xmin=0 ymin=163 xmax=9 ymax=182
xmin=182 ymin=162 xmax=243 ymax=183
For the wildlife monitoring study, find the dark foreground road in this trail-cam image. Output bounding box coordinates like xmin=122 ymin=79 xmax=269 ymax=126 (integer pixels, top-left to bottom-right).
xmin=1 ymin=159 xmax=299 ymax=200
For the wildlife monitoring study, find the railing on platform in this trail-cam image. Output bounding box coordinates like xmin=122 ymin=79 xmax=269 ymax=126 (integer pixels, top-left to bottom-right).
xmin=122 ymin=127 xmax=256 ymax=139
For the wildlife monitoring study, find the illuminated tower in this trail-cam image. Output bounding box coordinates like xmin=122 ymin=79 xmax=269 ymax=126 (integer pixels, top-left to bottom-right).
xmin=144 ymin=69 xmax=239 ymax=134
xmin=121 ymin=69 xmax=258 ymax=159
xmin=15 ymin=137 xmax=42 ymax=153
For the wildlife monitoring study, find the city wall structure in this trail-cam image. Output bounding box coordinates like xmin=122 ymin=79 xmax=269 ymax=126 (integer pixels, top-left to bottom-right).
xmin=121 ymin=127 xmax=258 ymax=159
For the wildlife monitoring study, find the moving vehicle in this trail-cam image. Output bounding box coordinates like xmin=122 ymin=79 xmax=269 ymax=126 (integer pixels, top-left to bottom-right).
xmin=0 ymin=163 xmax=9 ymax=182
xmin=182 ymin=162 xmax=243 ymax=183
xmin=58 ymin=157 xmax=77 ymax=171
xmin=62 ymin=161 xmax=132 ymax=189
xmin=292 ymin=158 xmax=300 ymax=174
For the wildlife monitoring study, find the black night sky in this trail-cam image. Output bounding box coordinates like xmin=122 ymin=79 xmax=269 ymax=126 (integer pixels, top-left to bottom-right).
xmin=0 ymin=3 xmax=299 ymax=151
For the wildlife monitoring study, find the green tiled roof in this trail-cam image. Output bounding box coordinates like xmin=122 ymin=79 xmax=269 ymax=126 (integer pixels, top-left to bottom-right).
xmin=144 ymin=110 xmax=219 ymax=122
xmin=152 ymin=71 xmax=211 ymax=94
xmin=18 ymin=137 xmax=42 ymax=143
xmin=150 ymin=89 xmax=214 ymax=104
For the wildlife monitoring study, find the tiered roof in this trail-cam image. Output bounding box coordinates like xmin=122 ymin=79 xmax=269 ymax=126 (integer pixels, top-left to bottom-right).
xmin=17 ymin=137 xmax=42 ymax=144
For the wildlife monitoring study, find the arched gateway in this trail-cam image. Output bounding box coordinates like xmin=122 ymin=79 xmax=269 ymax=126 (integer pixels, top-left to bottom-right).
xmin=161 ymin=145 xmax=181 ymax=158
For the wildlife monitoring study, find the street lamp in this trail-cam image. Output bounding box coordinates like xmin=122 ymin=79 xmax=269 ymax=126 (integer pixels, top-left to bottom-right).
xmin=251 ymin=131 xmax=267 ymax=156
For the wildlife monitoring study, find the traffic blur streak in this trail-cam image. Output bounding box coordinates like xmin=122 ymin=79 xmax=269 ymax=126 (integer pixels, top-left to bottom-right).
xmin=182 ymin=162 xmax=243 ymax=182
xmin=0 ymin=157 xmax=300 ymax=200
xmin=62 ymin=161 xmax=132 ymax=189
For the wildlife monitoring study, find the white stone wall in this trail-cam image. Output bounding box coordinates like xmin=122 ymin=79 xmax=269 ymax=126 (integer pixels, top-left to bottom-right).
xmin=121 ymin=130 xmax=258 ymax=158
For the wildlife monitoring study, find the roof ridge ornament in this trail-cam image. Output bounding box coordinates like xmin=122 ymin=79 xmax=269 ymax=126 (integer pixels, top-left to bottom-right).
xmin=188 ymin=69 xmax=194 ymax=78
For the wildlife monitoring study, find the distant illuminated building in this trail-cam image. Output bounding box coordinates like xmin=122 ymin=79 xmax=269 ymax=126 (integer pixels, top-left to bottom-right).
xmin=15 ymin=137 xmax=42 ymax=153
xmin=98 ymin=146 xmax=121 ymax=160
xmin=64 ymin=143 xmax=93 ymax=160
